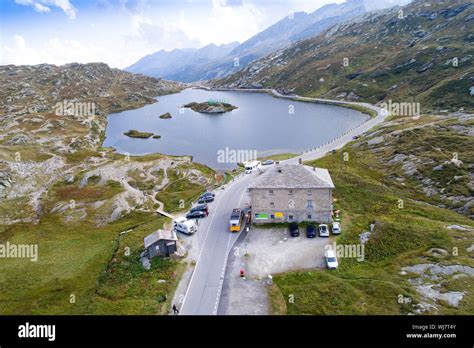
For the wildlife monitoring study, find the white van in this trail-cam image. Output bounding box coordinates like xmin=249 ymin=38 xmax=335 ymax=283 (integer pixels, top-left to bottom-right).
xmin=173 ymin=217 xmax=197 ymax=235
xmin=244 ymin=161 xmax=262 ymax=174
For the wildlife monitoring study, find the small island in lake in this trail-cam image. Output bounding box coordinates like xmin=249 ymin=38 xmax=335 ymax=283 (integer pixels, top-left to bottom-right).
xmin=159 ymin=112 xmax=172 ymax=119
xmin=152 ymin=135 xmax=162 ymax=139
xmin=124 ymin=130 xmax=154 ymax=139
xmin=183 ymin=101 xmax=238 ymax=114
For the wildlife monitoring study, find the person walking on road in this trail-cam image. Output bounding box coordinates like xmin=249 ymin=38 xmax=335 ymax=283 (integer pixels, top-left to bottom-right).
xmin=172 ymin=304 xmax=179 ymax=314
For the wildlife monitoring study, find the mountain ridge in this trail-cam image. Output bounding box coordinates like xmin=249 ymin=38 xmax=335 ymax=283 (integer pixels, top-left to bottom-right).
xmin=213 ymin=0 xmax=474 ymax=112
xmin=126 ymin=0 xmax=408 ymax=82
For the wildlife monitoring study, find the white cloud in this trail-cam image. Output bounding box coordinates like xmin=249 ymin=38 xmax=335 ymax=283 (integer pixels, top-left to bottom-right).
xmin=15 ymin=0 xmax=77 ymax=19
xmin=3 ymin=35 xmax=41 ymax=65
xmin=204 ymin=0 xmax=265 ymax=45
xmin=1 ymin=35 xmax=105 ymax=66
xmin=136 ymin=21 xmax=200 ymax=49
xmin=33 ymin=3 xmax=51 ymax=13
xmin=5 ymin=0 xmax=349 ymax=68
xmin=44 ymin=0 xmax=77 ymax=19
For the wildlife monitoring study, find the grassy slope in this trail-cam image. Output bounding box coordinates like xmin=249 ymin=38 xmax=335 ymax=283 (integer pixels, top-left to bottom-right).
xmin=272 ymin=121 xmax=474 ymax=315
xmin=0 ymin=211 xmax=162 ymax=314
xmin=0 ymin=157 xmax=215 ymax=314
xmin=0 ymin=63 xmax=195 ymax=314
xmin=155 ymin=162 xmax=217 ymax=213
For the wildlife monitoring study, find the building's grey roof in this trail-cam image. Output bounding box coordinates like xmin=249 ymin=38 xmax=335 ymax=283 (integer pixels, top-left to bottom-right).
xmin=248 ymin=165 xmax=335 ymax=190
xmin=144 ymin=229 xmax=177 ymax=249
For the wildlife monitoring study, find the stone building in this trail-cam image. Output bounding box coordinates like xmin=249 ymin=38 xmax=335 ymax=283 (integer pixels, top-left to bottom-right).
xmin=248 ymin=164 xmax=334 ymax=223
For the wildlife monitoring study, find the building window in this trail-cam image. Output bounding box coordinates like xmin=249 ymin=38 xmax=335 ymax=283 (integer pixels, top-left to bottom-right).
xmin=270 ymin=214 xmax=275 ymax=219
xmin=307 ymin=214 xmax=312 ymax=219
xmin=307 ymin=189 xmax=312 ymax=195
xmin=270 ymin=202 xmax=275 ymax=208
xmin=289 ymin=214 xmax=294 ymax=220
xmin=269 ymin=190 xmax=274 ymax=195
xmin=307 ymin=200 xmax=313 ymax=208
xmin=288 ymin=189 xmax=293 ymax=195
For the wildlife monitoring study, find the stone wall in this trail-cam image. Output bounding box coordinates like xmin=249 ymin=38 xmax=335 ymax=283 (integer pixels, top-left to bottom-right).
xmin=250 ymin=187 xmax=332 ymax=223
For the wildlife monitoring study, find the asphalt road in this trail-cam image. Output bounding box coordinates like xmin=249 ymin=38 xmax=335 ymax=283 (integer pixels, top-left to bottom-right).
xmin=180 ymin=172 xmax=254 ymax=315
xmin=180 ymin=92 xmax=388 ymax=315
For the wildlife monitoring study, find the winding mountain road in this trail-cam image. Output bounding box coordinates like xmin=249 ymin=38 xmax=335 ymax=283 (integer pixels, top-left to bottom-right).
xmin=179 ymin=90 xmax=389 ymax=315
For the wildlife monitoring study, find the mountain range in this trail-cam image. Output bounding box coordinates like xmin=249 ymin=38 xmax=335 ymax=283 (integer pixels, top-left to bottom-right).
xmin=126 ymin=0 xmax=409 ymax=82
xmin=214 ymin=0 xmax=474 ymax=112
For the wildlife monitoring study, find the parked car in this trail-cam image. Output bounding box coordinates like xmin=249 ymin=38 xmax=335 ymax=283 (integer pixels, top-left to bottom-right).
xmin=198 ymin=195 xmax=214 ymax=204
xmin=200 ymin=191 xmax=215 ymax=198
xmin=289 ymin=222 xmax=299 ymax=237
xmin=190 ymin=204 xmax=209 ymax=215
xmin=262 ymin=160 xmax=274 ymax=166
xmin=173 ymin=217 xmax=197 ymax=235
xmin=319 ymin=224 xmax=330 ymax=237
xmin=332 ymin=222 xmax=341 ymax=235
xmin=186 ymin=211 xmax=206 ymax=220
xmin=306 ymin=224 xmax=316 ymax=238
xmin=325 ymin=249 xmax=338 ymax=270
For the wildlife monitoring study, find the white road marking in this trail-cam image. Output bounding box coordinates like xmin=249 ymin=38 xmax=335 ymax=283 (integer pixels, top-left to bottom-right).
xmin=180 ymin=190 xmax=224 ymax=314
xmin=213 ymin=232 xmax=232 ymax=315
xmin=213 ymin=182 xmax=249 ymax=315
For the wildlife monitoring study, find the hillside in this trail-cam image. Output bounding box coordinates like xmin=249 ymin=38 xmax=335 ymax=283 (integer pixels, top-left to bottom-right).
xmin=215 ymin=0 xmax=474 ymax=112
xmin=0 ymin=63 xmax=182 ymax=152
xmin=270 ymin=113 xmax=474 ymax=315
xmin=0 ymin=63 xmax=221 ymax=314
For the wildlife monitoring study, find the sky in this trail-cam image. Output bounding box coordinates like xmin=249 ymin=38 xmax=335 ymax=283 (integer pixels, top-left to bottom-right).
xmin=0 ymin=0 xmax=346 ymax=69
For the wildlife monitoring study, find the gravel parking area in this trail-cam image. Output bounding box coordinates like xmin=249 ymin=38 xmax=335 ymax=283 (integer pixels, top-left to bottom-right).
xmin=219 ymin=226 xmax=331 ymax=315
xmin=243 ymin=226 xmax=331 ymax=278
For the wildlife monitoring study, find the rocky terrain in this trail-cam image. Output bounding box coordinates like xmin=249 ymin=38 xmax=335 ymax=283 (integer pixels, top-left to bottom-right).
xmin=358 ymin=112 xmax=473 ymax=218
xmin=0 ymin=62 xmax=213 ymax=226
xmin=159 ymin=112 xmax=172 ymax=119
xmin=183 ymin=101 xmax=238 ymax=114
xmin=212 ymin=1 xmax=474 ymax=220
xmin=124 ymin=130 xmax=155 ymax=139
xmin=209 ymin=0 xmax=474 ymax=315
xmin=272 ymin=113 xmax=474 ymax=315
xmin=214 ymin=0 xmax=474 ymax=113
xmin=0 ymin=63 xmax=221 ymax=315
